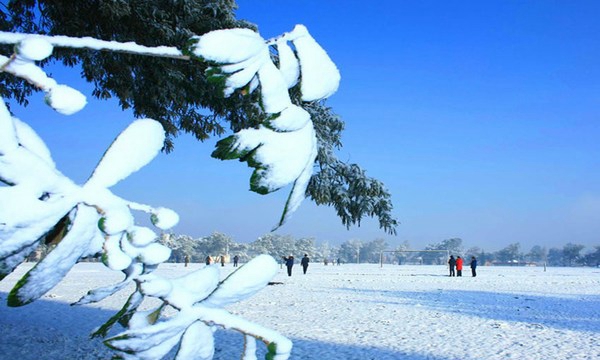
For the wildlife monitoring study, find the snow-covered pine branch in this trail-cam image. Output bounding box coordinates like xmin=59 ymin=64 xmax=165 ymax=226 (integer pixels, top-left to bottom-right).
xmin=0 ymin=31 xmax=187 ymax=59
xmin=191 ymin=24 xmax=341 ymax=229
xmin=0 ymin=26 xmax=341 ymax=228
xmin=0 ymin=23 xmax=341 ymax=359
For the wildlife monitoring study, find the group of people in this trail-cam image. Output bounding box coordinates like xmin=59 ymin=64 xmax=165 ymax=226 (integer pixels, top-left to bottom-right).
xmin=323 ymin=258 xmax=341 ymax=265
xmin=193 ymin=253 xmax=308 ymax=276
xmin=190 ymin=254 xmax=477 ymax=279
xmin=282 ymin=254 xmax=310 ymax=276
xmin=202 ymin=255 xmax=240 ymax=267
xmin=448 ymin=255 xmax=477 ymax=277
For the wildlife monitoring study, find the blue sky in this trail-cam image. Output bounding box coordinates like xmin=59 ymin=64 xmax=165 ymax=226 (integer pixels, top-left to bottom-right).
xmin=7 ymin=1 xmax=600 ymax=251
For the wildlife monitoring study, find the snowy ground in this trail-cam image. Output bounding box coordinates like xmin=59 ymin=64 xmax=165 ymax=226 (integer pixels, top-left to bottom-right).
xmin=1 ymin=262 xmax=599 ymax=360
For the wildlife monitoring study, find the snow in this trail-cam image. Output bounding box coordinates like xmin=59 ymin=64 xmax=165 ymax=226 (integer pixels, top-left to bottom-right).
xmin=177 ymin=321 xmax=215 ymax=360
xmin=15 ymin=37 xmax=54 ymax=61
xmin=285 ymin=25 xmax=340 ymax=101
xmin=128 ymin=227 xmax=158 ymax=247
xmin=1 ymin=24 xmax=339 ymax=231
xmin=0 ymin=32 xmax=183 ymax=59
xmin=1 ymin=262 xmax=598 ymax=360
xmin=44 ymin=84 xmax=87 ymax=115
xmin=0 ymin=54 xmax=58 ymax=89
xmin=0 ymin=99 xmax=17 ymax=153
xmin=13 ymin=118 xmax=55 ymax=167
xmin=192 ymin=29 xmax=266 ymax=64
xmin=203 ymin=255 xmax=278 ymax=307
xmin=190 ymin=25 xmax=339 ymax=227
xmin=2 ymin=31 xmax=261 ymax=356
xmin=1 ymin=52 xmax=87 ymax=115
xmin=150 ymin=207 xmax=180 ymax=230
xmin=140 ymin=266 xmax=220 ymax=309
xmin=276 ymin=39 xmax=300 ymax=89
xmin=136 ymin=242 xmax=172 ymax=265
xmin=269 ymin=105 xmax=311 ymax=132
xmin=85 ymin=119 xmax=165 ymax=189
xmin=9 ymin=205 xmax=97 ymax=306
xmin=223 ymin=55 xmax=265 ymax=97
xmin=102 ymin=234 xmax=133 ymax=271
xmin=230 ymin=123 xmax=317 ymax=192
xmin=256 ymin=59 xmax=294 ymax=114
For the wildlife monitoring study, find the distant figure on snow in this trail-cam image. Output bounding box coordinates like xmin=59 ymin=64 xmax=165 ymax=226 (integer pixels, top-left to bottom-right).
xmin=233 ymin=255 xmax=239 ymax=267
xmin=205 ymin=255 xmax=212 ymax=265
xmin=283 ymin=255 xmax=294 ymax=276
xmin=456 ymin=256 xmax=463 ymax=277
xmin=470 ymin=256 xmax=478 ymax=277
xmin=184 ymin=254 xmax=190 ymax=267
xmin=220 ymin=255 xmax=225 ymax=267
xmin=448 ymin=255 xmax=456 ymax=277
xmin=301 ymin=254 xmax=310 ymax=274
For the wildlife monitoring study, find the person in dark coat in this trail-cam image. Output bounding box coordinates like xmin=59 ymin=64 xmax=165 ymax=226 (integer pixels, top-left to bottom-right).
xmin=233 ymin=255 xmax=239 ymax=267
xmin=448 ymin=255 xmax=456 ymax=277
xmin=283 ymin=255 xmax=294 ymax=277
xmin=470 ymin=256 xmax=478 ymax=277
xmin=301 ymin=254 xmax=310 ymax=274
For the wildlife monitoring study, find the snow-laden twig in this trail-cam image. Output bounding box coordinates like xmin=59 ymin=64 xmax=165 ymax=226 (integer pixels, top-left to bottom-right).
xmin=0 ymin=31 xmax=187 ymax=59
xmin=0 ymin=51 xmax=86 ymax=115
xmin=105 ymin=255 xmax=290 ymax=360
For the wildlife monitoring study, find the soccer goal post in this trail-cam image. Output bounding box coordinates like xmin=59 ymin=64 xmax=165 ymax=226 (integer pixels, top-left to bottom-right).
xmin=380 ymin=250 xmax=450 ymax=268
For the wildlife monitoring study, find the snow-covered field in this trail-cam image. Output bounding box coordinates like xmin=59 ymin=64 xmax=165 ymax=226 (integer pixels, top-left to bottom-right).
xmin=1 ymin=262 xmax=599 ymax=360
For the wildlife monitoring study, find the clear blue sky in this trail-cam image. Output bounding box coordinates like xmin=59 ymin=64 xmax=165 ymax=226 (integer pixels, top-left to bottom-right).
xmin=8 ymin=1 xmax=600 ymax=252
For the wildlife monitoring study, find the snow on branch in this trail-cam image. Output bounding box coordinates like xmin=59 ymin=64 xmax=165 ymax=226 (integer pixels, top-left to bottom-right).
xmin=0 ymin=31 xmax=186 ymax=59
xmin=194 ymin=25 xmax=341 ymax=228
xmin=0 ymin=25 xmax=341 ymax=227
xmin=0 ymin=24 xmax=341 ymax=359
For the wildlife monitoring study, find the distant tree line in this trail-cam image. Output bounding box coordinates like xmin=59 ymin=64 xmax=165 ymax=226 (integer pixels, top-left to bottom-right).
xmin=25 ymin=232 xmax=600 ymax=268
xmin=466 ymin=242 xmax=600 ymax=267
xmin=157 ymin=233 xmax=600 ymax=268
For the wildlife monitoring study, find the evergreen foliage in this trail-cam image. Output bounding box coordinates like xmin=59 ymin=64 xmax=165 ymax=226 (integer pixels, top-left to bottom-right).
xmin=1 ymin=0 xmax=257 ymax=150
xmin=0 ymin=0 xmax=398 ymax=234
xmin=306 ymin=102 xmax=398 ymax=234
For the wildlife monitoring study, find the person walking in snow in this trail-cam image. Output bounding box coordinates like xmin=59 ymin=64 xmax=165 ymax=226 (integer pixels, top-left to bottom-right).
xmin=283 ymin=255 xmax=294 ymax=277
xmin=448 ymin=255 xmax=456 ymax=277
xmin=233 ymin=255 xmax=239 ymax=267
xmin=301 ymin=254 xmax=310 ymax=274
xmin=456 ymin=256 xmax=463 ymax=277
xmin=470 ymin=256 xmax=478 ymax=277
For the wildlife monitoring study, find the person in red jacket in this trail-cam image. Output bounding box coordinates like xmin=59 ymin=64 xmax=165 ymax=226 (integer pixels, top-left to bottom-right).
xmin=456 ymin=256 xmax=464 ymax=277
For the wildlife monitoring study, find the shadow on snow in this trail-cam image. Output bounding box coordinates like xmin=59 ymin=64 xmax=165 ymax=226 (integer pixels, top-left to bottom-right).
xmin=216 ymin=331 xmax=454 ymax=360
xmin=338 ymin=287 xmax=600 ymax=333
xmin=0 ymin=291 xmax=451 ymax=360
